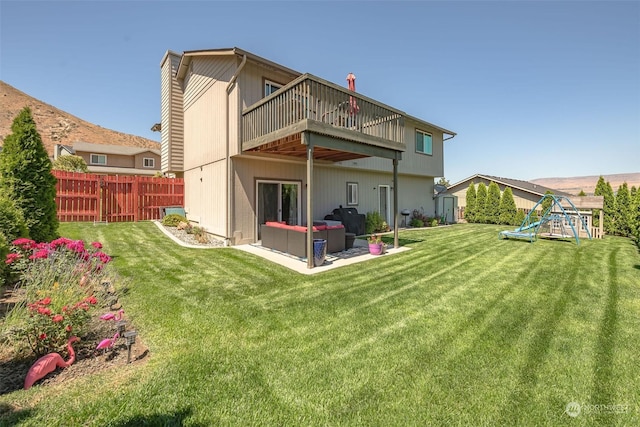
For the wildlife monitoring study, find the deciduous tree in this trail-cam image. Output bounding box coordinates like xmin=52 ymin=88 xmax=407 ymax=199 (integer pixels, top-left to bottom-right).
xmin=52 ymin=155 xmax=89 ymax=172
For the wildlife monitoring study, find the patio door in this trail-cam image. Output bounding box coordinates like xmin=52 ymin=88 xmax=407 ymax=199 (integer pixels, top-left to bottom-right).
xmin=256 ymin=180 xmax=301 ymax=238
xmin=379 ymin=185 xmax=390 ymax=224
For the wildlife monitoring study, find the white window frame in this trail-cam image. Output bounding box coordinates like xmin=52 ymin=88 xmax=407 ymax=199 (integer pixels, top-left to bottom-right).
xmin=90 ymin=154 xmax=107 ymax=165
xmin=347 ymin=182 xmax=358 ymax=206
xmin=378 ymin=185 xmax=391 ymax=224
xmin=143 ymin=157 xmax=155 ymax=168
xmin=416 ymin=130 xmax=433 ymax=155
xmin=264 ymin=79 xmax=282 ymax=97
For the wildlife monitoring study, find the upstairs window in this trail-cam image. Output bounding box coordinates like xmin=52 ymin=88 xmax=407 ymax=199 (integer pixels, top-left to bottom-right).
xmin=143 ymin=158 xmax=155 ymax=168
xmin=416 ymin=130 xmax=432 ymax=155
xmin=264 ymin=80 xmax=282 ymax=97
xmin=90 ymin=154 xmax=107 ymax=165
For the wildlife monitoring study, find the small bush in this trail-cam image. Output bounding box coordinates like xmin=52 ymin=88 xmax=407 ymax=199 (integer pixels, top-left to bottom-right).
xmin=162 ymin=214 xmax=188 ymax=227
xmin=192 ymin=226 xmax=209 ymax=244
xmin=514 ymin=210 xmax=526 ymax=227
xmin=177 ymin=221 xmax=192 ymax=232
xmin=409 ymin=218 xmax=424 ymax=227
xmin=0 ymin=196 xmax=29 ymax=242
xmin=365 ymin=211 xmax=386 ymax=234
xmin=51 ymin=155 xmax=88 ymax=172
xmin=3 ymin=237 xmax=112 ymax=356
xmin=0 ymin=232 xmax=8 ymax=287
xmin=411 ymin=208 xmax=430 ymax=225
xmin=430 ymin=218 xmax=439 ymax=227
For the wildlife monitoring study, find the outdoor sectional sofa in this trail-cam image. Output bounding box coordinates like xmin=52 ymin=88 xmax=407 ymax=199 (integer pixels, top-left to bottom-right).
xmin=261 ymin=222 xmax=345 ymax=258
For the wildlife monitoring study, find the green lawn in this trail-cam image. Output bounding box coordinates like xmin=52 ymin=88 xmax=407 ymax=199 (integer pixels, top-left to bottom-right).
xmin=1 ymin=222 xmax=639 ymax=426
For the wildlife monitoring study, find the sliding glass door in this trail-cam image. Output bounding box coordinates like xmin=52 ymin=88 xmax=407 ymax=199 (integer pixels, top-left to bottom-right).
xmin=256 ymin=180 xmax=301 ymax=238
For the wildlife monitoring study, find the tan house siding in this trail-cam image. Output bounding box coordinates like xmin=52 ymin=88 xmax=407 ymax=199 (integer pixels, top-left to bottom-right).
xmin=232 ymin=157 xmax=307 ymax=244
xmin=334 ymin=120 xmax=444 ymax=178
xmin=182 ymin=57 xmax=239 ymax=172
xmin=238 ymin=62 xmax=299 ymax=110
xmin=134 ymin=152 xmax=161 ymax=170
xmin=183 ymin=57 xmax=236 ymax=111
xmin=184 ymin=160 xmax=227 ymax=236
xmin=232 ymin=61 xmax=299 ymax=156
xmin=314 ymin=166 xmax=436 ymax=223
xmin=449 ymin=176 xmax=551 ymax=216
xmin=74 ymin=151 xmax=160 ymax=176
xmin=81 ymin=152 xmax=133 ymax=168
xmin=230 ymin=156 xmax=437 ymax=244
xmin=161 ymin=48 xmax=455 ymax=244
xmin=160 ymin=51 xmax=184 ymax=174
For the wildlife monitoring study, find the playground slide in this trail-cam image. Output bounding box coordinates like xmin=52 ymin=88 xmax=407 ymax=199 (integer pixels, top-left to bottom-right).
xmin=514 ymin=221 xmax=541 ymax=233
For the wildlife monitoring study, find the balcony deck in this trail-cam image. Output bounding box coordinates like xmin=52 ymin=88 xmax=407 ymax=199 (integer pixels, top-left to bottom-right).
xmin=241 ymin=74 xmax=406 ymax=161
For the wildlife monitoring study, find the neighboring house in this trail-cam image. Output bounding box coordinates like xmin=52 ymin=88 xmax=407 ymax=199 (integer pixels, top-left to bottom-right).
xmin=160 ymin=47 xmax=456 ymax=252
xmin=447 ymin=173 xmax=571 ymax=219
xmin=449 ymin=173 xmax=604 ymax=238
xmin=54 ymin=141 xmax=161 ymax=176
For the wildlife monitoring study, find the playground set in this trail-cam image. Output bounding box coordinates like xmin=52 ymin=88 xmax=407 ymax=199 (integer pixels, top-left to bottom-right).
xmin=499 ymin=194 xmax=592 ymax=244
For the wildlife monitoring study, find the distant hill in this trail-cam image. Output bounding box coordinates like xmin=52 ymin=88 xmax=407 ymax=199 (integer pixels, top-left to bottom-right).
xmin=531 ymin=173 xmax=640 ymax=195
xmin=0 ymin=81 xmax=159 ymax=156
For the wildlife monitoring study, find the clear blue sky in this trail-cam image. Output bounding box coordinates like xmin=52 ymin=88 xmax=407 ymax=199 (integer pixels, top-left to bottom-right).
xmin=1 ymin=0 xmax=638 ymax=183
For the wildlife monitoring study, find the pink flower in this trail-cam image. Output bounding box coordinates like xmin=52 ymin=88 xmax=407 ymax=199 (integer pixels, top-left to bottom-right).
xmin=94 ymin=252 xmax=112 ymax=264
xmin=86 ymin=296 xmax=97 ymax=305
xmin=37 ymin=307 xmax=52 ymax=316
xmin=40 ymin=297 xmax=52 ymax=306
xmin=50 ymin=237 xmax=72 ymax=248
xmin=65 ymin=240 xmax=85 ymax=253
xmin=52 ymin=314 xmax=64 ymax=323
xmin=39 ymin=333 xmax=47 ymax=340
xmin=66 ymin=325 xmax=72 ymax=332
xmin=12 ymin=238 xmax=35 ymax=249
xmin=4 ymin=253 xmax=21 ymax=264
xmin=91 ymin=241 xmax=103 ymax=249
xmin=28 ymin=249 xmax=49 ymax=260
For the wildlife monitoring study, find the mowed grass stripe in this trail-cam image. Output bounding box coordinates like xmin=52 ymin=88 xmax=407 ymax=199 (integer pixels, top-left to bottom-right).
xmin=3 ymin=223 xmax=638 ymax=426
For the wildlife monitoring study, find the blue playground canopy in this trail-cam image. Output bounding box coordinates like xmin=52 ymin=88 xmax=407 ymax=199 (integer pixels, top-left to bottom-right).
xmin=499 ymin=194 xmax=592 ymax=245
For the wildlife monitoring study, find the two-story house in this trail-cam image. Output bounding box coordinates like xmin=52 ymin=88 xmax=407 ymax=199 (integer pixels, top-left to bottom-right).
xmin=160 ymin=47 xmax=455 ymax=265
xmin=54 ymin=141 xmax=161 ymax=176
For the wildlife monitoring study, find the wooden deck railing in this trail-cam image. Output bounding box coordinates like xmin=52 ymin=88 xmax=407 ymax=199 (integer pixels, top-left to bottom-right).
xmin=242 ymin=73 xmax=405 ymax=145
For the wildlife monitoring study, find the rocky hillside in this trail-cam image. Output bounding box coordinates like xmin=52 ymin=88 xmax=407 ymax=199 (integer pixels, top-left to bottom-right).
xmin=0 ymin=81 xmax=159 ymax=156
xmin=531 ymin=172 xmax=640 ymax=195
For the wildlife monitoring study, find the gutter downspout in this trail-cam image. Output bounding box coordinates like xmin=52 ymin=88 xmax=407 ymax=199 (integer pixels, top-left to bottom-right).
xmin=225 ymin=54 xmax=247 ymax=246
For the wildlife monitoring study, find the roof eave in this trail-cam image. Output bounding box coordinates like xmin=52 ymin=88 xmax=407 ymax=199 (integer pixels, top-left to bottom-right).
xmin=176 ymin=47 xmax=301 ymax=80
xmin=405 ymin=114 xmax=456 ymax=138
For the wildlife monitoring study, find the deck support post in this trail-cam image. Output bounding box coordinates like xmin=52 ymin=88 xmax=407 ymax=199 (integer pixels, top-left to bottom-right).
xmin=305 ymin=132 xmax=314 ymax=269
xmin=393 ymin=156 xmax=399 ymax=249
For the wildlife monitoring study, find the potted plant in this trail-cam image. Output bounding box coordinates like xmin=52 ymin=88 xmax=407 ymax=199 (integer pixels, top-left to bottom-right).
xmin=367 ymin=234 xmax=384 ymax=255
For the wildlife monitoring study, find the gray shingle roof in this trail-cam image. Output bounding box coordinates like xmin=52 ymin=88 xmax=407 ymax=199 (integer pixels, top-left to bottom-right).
xmin=449 ymin=173 xmax=571 ymax=197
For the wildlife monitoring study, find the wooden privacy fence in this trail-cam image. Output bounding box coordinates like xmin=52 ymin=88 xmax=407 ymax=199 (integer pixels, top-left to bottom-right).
xmin=53 ymin=170 xmax=184 ymax=222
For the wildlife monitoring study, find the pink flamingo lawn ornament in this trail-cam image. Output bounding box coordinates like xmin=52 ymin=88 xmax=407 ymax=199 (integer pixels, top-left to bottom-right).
xmin=99 ymin=309 xmax=124 ymax=322
xmin=24 ymin=336 xmax=80 ymax=390
xmin=96 ymin=332 xmax=120 ymax=353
